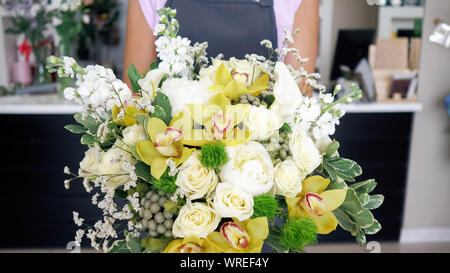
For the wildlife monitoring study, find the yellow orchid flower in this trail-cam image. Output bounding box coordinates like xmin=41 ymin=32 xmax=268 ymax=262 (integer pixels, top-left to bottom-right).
xmin=286 ymin=176 xmax=347 ymax=234
xmin=112 ymin=103 xmax=144 ymax=127
xmin=207 ymin=217 xmax=269 ymax=253
xmin=162 ymin=235 xmax=217 ymax=253
xmin=207 ymin=63 xmax=269 ymax=100
xmin=170 ymin=92 xmax=251 ymax=147
xmin=136 ymin=117 xmax=194 ymax=179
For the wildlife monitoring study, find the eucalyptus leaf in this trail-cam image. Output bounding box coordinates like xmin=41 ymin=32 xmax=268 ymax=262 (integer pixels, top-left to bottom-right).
xmin=127 ymin=63 xmax=142 ymax=94
xmin=134 ymin=113 xmax=150 ymax=127
xmin=349 ymin=208 xmax=375 ymax=229
xmin=64 ymin=124 xmax=88 ymax=134
xmin=325 ymin=140 xmax=340 ymax=157
xmin=339 ymin=188 xmax=364 ymax=215
xmin=334 ymin=209 xmax=358 ymax=236
xmin=363 ymin=194 xmax=384 ymax=210
xmin=326 ymin=178 xmax=347 ymax=190
xmin=359 ymin=193 xmax=370 ymax=206
xmin=74 ymin=113 xmax=99 ymax=134
xmin=364 ymin=219 xmax=382 ymax=235
xmin=134 ymin=161 xmax=152 ymax=182
xmin=355 ymin=228 xmax=367 ymax=246
xmin=152 ymin=92 xmax=172 ymax=120
xmin=350 ymin=179 xmax=377 ymax=194
xmin=126 ymin=234 xmax=143 ymax=253
xmin=129 ymin=144 xmax=142 ymax=161
xmin=81 ymin=134 xmax=96 ymax=146
xmin=108 ymin=240 xmax=130 ymax=253
xmin=151 ymin=105 xmax=169 ymax=125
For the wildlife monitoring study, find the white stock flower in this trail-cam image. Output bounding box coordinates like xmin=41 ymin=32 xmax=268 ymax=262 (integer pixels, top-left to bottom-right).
xmin=64 ymin=87 xmax=75 ymax=100
xmin=122 ymin=124 xmax=147 ymax=147
xmin=290 ymin=128 xmax=322 ymax=175
xmin=213 ymin=183 xmax=254 ymax=221
xmin=273 ymin=62 xmax=303 ymax=123
xmin=175 ymin=152 xmax=218 ymax=200
xmin=245 ymin=105 xmax=282 ymax=141
xmin=274 ymin=160 xmax=304 ymax=198
xmin=160 ymin=78 xmax=214 ymax=116
xmin=172 ymin=202 xmax=221 ymax=238
xmin=220 ymin=141 xmax=274 ymax=196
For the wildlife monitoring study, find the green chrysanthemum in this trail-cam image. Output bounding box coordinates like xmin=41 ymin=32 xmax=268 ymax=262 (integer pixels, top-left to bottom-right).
xmin=200 ymin=142 xmax=229 ymax=170
xmin=280 ymin=217 xmax=318 ymax=252
xmin=150 ymin=169 xmax=178 ymax=194
xmin=252 ymin=194 xmax=279 ymax=221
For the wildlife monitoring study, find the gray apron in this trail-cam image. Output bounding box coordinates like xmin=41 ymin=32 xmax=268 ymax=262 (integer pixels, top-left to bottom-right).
xmin=165 ymin=0 xmax=278 ymax=59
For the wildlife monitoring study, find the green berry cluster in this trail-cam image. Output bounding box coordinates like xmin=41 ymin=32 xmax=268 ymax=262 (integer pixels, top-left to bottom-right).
xmin=269 ymin=132 xmax=292 ymax=165
xmin=139 ymin=190 xmax=175 ymax=238
xmin=238 ymin=90 xmax=273 ymax=106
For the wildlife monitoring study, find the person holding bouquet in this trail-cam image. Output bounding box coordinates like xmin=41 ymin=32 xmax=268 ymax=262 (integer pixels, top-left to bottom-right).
xmin=124 ymin=0 xmax=319 ymax=96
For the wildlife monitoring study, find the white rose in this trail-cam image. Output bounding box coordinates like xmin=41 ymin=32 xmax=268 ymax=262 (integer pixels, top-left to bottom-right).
xmin=138 ymin=68 xmax=167 ymax=98
xmin=274 ymin=160 xmax=305 ymax=198
xmin=122 ymin=124 xmax=147 ymax=147
xmin=220 ymin=141 xmax=274 ymax=196
xmin=290 ymin=128 xmax=322 ymax=175
xmin=172 ymin=202 xmax=221 ymax=238
xmin=213 ymin=183 xmax=254 ymax=221
xmin=99 ymin=144 xmax=136 ymax=189
xmin=79 ymin=146 xmax=102 ymax=179
xmin=175 ymin=152 xmax=218 ymax=200
xmin=273 ymin=62 xmax=303 ymax=123
xmin=245 ymin=105 xmax=282 ymax=141
xmin=160 ymin=78 xmax=215 ymax=116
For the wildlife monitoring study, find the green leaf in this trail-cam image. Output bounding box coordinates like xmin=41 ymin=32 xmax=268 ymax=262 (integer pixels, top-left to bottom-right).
xmin=151 ymin=105 xmax=170 ymax=125
xmin=127 ymin=63 xmax=142 ymax=94
xmin=334 ymin=209 xmax=358 ymax=236
xmin=141 ymin=237 xmax=173 ymax=253
xmin=324 ymin=157 xmax=362 ymax=182
xmin=81 ymin=134 xmax=96 ymax=146
xmin=326 ymin=177 xmax=347 ymax=190
xmin=349 ymin=208 xmax=375 ymax=229
xmin=355 ymin=228 xmax=367 ymax=246
xmin=350 ymin=179 xmax=377 ymax=194
xmin=279 ymin=122 xmax=292 ymax=133
xmin=150 ymin=61 xmax=159 ymax=70
xmin=363 ymin=194 xmax=384 ymax=210
xmin=74 ymin=113 xmax=99 ymax=134
xmin=108 ymin=240 xmax=130 ymax=253
xmin=152 ymin=92 xmax=172 ymax=121
xmin=134 ymin=113 xmax=150 ymax=127
xmin=339 ymin=188 xmax=364 ymax=215
xmin=64 ymin=124 xmax=88 ymax=134
xmin=134 ymin=161 xmax=152 ymax=182
xmin=126 ymin=233 xmax=143 ymax=253
xmin=325 ymin=140 xmax=340 ymax=157
xmin=129 ymin=144 xmax=142 ymax=161
xmin=359 ymin=193 xmax=370 ymax=206
xmin=364 ymin=219 xmax=382 ymax=235
xmin=262 ymin=94 xmax=275 ymax=107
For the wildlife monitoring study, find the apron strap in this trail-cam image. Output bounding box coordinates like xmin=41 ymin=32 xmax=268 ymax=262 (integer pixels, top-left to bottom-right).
xmin=258 ymin=0 xmax=273 ymax=7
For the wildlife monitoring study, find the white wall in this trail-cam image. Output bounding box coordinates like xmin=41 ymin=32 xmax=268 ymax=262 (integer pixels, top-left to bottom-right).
xmin=401 ymin=0 xmax=450 ymax=243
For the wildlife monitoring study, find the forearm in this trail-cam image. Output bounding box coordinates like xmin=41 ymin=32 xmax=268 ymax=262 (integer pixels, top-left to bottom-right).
xmin=284 ymin=0 xmax=319 ymax=97
xmin=123 ymin=0 xmax=157 ymax=90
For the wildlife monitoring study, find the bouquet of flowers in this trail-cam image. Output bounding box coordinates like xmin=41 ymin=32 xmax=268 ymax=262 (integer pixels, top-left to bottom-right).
xmin=48 ymin=8 xmax=383 ymax=253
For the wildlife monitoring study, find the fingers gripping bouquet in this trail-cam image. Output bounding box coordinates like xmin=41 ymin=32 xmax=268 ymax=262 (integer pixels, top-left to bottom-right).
xmin=49 ymin=8 xmax=383 ymax=253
